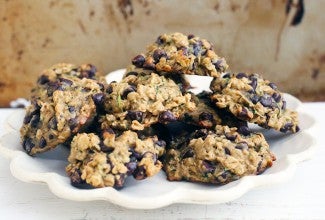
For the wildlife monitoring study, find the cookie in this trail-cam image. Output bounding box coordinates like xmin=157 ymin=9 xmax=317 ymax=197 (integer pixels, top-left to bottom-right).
xmin=20 ymin=63 xmax=106 ymax=155
xmin=164 ymin=125 xmax=275 ymax=185
xmin=210 ymin=73 xmax=299 ymax=133
xmin=66 ymin=130 xmax=166 ymax=188
xmin=102 ymin=72 xmax=196 ymax=131
xmin=130 ymin=32 xmax=228 ymax=77
xmin=181 ymin=91 xmax=248 ymax=130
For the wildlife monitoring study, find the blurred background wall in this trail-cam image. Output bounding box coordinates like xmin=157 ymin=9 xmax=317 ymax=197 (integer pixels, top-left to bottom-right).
xmin=0 ymin=0 xmax=324 ymax=106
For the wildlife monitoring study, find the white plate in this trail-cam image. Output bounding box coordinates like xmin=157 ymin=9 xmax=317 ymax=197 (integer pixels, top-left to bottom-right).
xmin=0 ymin=70 xmax=318 ymax=209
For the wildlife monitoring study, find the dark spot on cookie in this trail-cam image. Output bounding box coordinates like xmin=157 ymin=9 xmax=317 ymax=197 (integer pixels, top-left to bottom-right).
xmin=155 ymin=140 xmax=166 ymax=147
xmin=237 ymin=126 xmax=251 ymax=136
xmin=47 ymin=81 xmax=62 ymax=96
xmin=39 ymin=137 xmax=47 ymax=148
xmin=280 ymin=122 xmax=293 ymax=133
xmin=121 ymin=85 xmax=136 ymax=99
xmin=68 ymin=106 xmax=75 ymax=113
xmin=106 ymin=84 xmax=113 ymax=94
xmin=100 ymin=143 xmax=114 ymax=153
xmin=225 ymin=132 xmax=237 ymax=141
xmin=238 ymin=107 xmax=249 ymax=119
xmin=272 ymin=93 xmax=282 ymax=103
xmin=129 ymin=148 xmax=142 ymax=160
xmin=37 ymin=75 xmax=50 ymax=85
xmin=202 ymin=160 xmax=215 ymax=173
xmin=126 ymin=162 xmax=137 ymax=175
xmin=126 ymin=110 xmax=144 ymax=122
xmin=68 ymin=118 xmax=79 ymax=132
xmin=269 ymin=82 xmax=278 ymax=90
xmin=133 ymin=165 xmax=146 ymax=180
xmin=92 ymin=93 xmax=105 ymax=105
xmin=59 ymin=78 xmax=73 ymax=86
xmin=251 ymin=94 xmax=260 ymax=104
xmin=193 ymin=41 xmax=202 ymax=56
xmin=222 ymin=73 xmax=231 ymax=78
xmin=79 ymin=64 xmax=97 ymax=79
xmin=158 ymin=110 xmax=177 ymax=123
xmin=153 ymin=49 xmax=167 ymax=62
xmin=187 ymin=34 xmax=195 ymax=39
xmin=260 ymin=95 xmax=273 ymax=107
xmin=132 ymin=55 xmax=145 ymax=67
xmin=236 ymin=72 xmax=247 ymax=79
xmin=182 ymin=148 xmax=194 ymax=159
xmin=22 ymin=138 xmax=35 ymax=153
xmin=236 ymin=142 xmax=249 ymax=150
xmin=213 ymin=60 xmax=225 ymax=72
xmin=155 ymin=35 xmax=164 ymax=45
xmin=30 ymin=115 xmax=40 ymax=128
xmin=143 ymin=61 xmax=156 ymax=70
xmin=249 ymin=77 xmax=257 ymax=91
xmin=224 ymin=147 xmax=231 ymax=155
xmin=48 ymin=117 xmax=58 ymax=130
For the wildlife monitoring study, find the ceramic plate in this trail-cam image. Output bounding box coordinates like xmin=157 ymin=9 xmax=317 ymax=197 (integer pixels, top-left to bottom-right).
xmin=0 ymin=69 xmax=318 ymax=209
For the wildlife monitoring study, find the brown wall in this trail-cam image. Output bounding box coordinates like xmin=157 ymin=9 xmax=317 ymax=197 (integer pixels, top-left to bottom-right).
xmin=0 ymin=0 xmax=324 ymax=106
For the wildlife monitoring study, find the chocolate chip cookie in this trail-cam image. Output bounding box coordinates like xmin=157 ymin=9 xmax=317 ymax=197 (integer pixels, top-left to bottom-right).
xmin=102 ymin=71 xmax=196 ymax=131
xmin=66 ymin=130 xmax=166 ymax=188
xmin=164 ymin=125 xmax=275 ymax=185
xmin=210 ymin=73 xmax=299 ymax=133
xmin=130 ymin=32 xmax=228 ymax=77
xmin=20 ymin=63 xmax=106 ymax=155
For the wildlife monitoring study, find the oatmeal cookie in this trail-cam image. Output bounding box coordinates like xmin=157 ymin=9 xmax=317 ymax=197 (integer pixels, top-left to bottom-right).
xmin=210 ymin=73 xmax=299 ymax=133
xmin=20 ymin=63 xmax=106 ymax=155
xmin=66 ymin=130 xmax=166 ymax=188
xmin=102 ymin=72 xmax=196 ymax=131
xmin=164 ymin=125 xmax=275 ymax=185
xmin=181 ymin=91 xmax=248 ymax=130
xmin=130 ymin=32 xmax=228 ymax=77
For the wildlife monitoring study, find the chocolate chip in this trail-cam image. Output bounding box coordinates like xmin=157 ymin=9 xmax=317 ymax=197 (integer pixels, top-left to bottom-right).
xmin=68 ymin=106 xmax=75 ymax=113
xmin=182 ymin=148 xmax=194 ymax=159
xmin=202 ymin=160 xmax=215 ymax=173
xmin=132 ymin=55 xmax=145 ymax=67
xmin=126 ymin=110 xmax=144 ymax=122
xmin=92 ymin=93 xmax=105 ymax=105
xmin=133 ymin=165 xmax=146 ymax=180
xmin=249 ymin=77 xmax=257 ymax=91
xmin=121 ymin=85 xmax=136 ymax=99
xmin=39 ymin=137 xmax=47 ymax=148
xmin=155 ymin=140 xmax=166 ymax=147
xmin=272 ymin=93 xmax=282 ymax=103
xmin=59 ymin=78 xmax=73 ymax=86
xmin=106 ymin=84 xmax=113 ymax=94
xmin=260 ymin=95 xmax=273 ymax=107
xmin=158 ymin=111 xmax=177 ymax=123
xmin=126 ymin=162 xmax=137 ymax=175
xmin=155 ymin=35 xmax=164 ymax=45
xmin=187 ymin=34 xmax=195 ymax=39
xmin=37 ymin=75 xmax=49 ymax=85
xmin=237 ymin=142 xmax=249 ymax=150
xmin=238 ymin=107 xmax=249 ymax=119
xmin=129 ymin=148 xmax=142 ymax=160
xmin=237 ymin=126 xmax=251 ymax=136
xmin=48 ymin=117 xmax=57 ymax=130
xmin=68 ymin=118 xmax=79 ymax=132
xmin=30 ymin=115 xmax=40 ymax=128
xmin=193 ymin=42 xmax=202 ymax=56
xmin=224 ymin=147 xmax=231 ymax=155
xmin=225 ymin=132 xmax=237 ymax=141
xmin=79 ymin=64 xmax=97 ymax=79
xmin=47 ymin=81 xmax=61 ymax=96
xmin=236 ymin=72 xmax=247 ymax=79
xmin=280 ymin=122 xmax=293 ymax=132
xmin=143 ymin=61 xmax=156 ymax=70
xmin=269 ymin=82 xmax=278 ymax=90
xmin=251 ymin=95 xmax=260 ymax=104
xmin=213 ymin=60 xmax=225 ymax=72
xmin=22 ymin=138 xmax=35 ymax=153
xmin=222 ymin=73 xmax=231 ymax=78
xmin=153 ymin=49 xmax=167 ymax=62
xmin=100 ymin=143 xmax=114 ymax=153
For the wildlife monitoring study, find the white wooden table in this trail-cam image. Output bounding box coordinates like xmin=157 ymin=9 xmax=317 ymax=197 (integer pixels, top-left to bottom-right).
xmin=0 ymin=103 xmax=324 ymax=220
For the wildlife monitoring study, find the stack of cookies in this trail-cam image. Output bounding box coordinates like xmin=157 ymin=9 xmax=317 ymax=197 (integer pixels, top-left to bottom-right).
xmin=20 ymin=33 xmax=299 ymax=188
